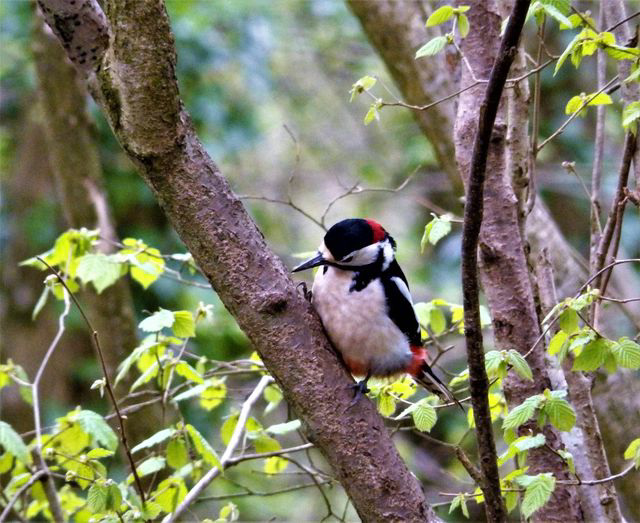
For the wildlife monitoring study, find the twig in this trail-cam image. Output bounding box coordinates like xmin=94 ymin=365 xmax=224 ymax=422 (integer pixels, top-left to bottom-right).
xmin=459 ymin=2 xmax=531 ymax=521
xmin=197 ymin=479 xmax=333 ymax=502
xmin=37 ymin=258 xmax=146 ymax=504
xmin=164 ymin=375 xmax=273 ymax=523
xmin=537 ymin=76 xmax=618 ymax=152
xmin=0 ymin=470 xmax=46 ymax=523
xmin=29 ymin=289 xmax=70 ymax=523
xmin=558 ymin=462 xmax=637 ymax=486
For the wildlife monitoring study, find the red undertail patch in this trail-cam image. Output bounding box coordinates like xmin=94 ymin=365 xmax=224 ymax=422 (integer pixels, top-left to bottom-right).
xmin=344 ymin=356 xmax=367 ymax=377
xmin=407 ymin=346 xmax=427 ymax=376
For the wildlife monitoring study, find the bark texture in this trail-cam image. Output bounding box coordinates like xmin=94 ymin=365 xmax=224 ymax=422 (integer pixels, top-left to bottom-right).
xmin=453 ymin=3 xmax=580 ymax=521
xmin=37 ymin=1 xmax=440 ymax=521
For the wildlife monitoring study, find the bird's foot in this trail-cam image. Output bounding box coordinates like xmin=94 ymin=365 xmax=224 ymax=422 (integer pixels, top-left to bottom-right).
xmin=347 ymin=379 xmax=370 ymax=408
xmin=297 ymin=282 xmax=312 ymax=302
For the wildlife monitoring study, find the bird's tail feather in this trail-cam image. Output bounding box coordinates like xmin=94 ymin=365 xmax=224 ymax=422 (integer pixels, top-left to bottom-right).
xmin=414 ymin=361 xmax=463 ymax=411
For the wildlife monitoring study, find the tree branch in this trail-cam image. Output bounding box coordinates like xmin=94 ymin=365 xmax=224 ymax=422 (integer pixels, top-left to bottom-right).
xmin=37 ymin=1 xmax=441 ymax=520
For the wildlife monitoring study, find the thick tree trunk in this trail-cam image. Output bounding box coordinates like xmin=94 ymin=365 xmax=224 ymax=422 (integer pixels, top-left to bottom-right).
xmin=36 ymin=1 xmax=441 ymax=520
xmin=453 ymin=2 xmax=580 ymax=521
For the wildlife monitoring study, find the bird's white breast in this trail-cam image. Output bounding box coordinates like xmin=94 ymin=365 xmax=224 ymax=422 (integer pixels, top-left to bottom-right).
xmin=312 ymin=266 xmax=411 ymax=376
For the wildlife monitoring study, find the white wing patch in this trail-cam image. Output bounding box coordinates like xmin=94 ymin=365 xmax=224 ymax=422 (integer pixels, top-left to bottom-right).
xmin=391 ymin=276 xmax=420 ymax=326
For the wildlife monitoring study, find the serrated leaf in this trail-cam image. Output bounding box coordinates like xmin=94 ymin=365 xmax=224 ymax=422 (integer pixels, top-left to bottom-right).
xmin=412 ymin=401 xmax=437 ymax=432
xmin=541 ymin=3 xmax=572 ymax=28
xmin=266 ymin=420 xmax=301 ymax=435
xmin=588 ymin=93 xmax=613 ymax=106
xmin=416 ymin=36 xmax=448 ymax=58
xmin=539 ymin=0 xmax=570 ymax=14
xmin=507 ymin=350 xmax=533 ymax=381
xmin=377 ymin=393 xmax=396 ymax=417
xmin=139 ymin=308 xmax=174 ymax=333
xmin=186 ymin=424 xmax=222 ymax=469
xmin=554 ymin=33 xmax=580 ymax=75
xmin=426 ymin=6 xmax=455 ymax=27
xmin=106 ymin=483 xmax=122 ymax=511
xmin=74 ymin=410 xmax=118 ymax=451
xmin=612 ymin=338 xmax=640 ymax=369
xmin=558 ymin=309 xmax=579 ymax=335
xmin=172 ymin=310 xmax=195 ymax=338
xmin=503 ymin=395 xmax=542 ymax=430
xmin=544 ymin=397 xmax=576 ymax=431
xmin=622 ymin=101 xmax=640 ymax=134
xmin=132 ymin=456 xmax=165 ymax=481
xmin=131 ymin=428 xmax=175 ymax=454
xmin=572 ymin=338 xmax=609 ymax=371
xmin=76 ymin=254 xmax=122 ymax=294
xmin=513 ymin=433 xmax=546 ymax=452
xmin=0 ymin=421 xmax=29 ymax=464
xmin=87 ymin=483 xmax=108 ymax=513
xmin=517 ymin=473 xmax=556 ymax=518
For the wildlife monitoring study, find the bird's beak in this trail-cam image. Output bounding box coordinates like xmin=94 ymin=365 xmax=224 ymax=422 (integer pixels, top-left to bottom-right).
xmin=292 ymin=252 xmax=326 ymax=273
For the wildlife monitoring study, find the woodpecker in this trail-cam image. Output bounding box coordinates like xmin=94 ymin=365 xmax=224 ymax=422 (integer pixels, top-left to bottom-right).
xmin=293 ymin=218 xmax=459 ymax=407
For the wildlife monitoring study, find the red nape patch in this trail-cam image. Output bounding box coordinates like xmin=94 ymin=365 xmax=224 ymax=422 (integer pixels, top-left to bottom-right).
xmin=366 ymin=219 xmax=386 ymax=243
xmin=407 ymin=346 xmax=427 ymax=376
xmin=344 ymin=357 xmax=368 ymax=377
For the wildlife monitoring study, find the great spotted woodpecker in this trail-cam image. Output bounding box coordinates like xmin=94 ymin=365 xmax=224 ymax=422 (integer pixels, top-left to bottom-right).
xmin=293 ymin=218 xmax=459 ymax=407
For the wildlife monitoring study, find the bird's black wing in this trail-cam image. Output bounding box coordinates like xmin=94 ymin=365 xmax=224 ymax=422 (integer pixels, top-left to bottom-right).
xmin=381 ymin=260 xmax=422 ymax=346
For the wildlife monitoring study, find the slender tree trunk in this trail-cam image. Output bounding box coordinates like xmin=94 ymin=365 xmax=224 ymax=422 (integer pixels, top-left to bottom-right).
xmin=36 ymin=1 xmax=441 ymax=520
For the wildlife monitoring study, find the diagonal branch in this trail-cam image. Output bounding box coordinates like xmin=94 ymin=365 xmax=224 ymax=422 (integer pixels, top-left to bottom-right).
xmin=36 ymin=2 xmax=441 ymax=521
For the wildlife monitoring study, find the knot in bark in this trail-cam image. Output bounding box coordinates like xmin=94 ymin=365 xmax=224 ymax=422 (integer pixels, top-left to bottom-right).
xmin=257 ymin=290 xmax=288 ymax=315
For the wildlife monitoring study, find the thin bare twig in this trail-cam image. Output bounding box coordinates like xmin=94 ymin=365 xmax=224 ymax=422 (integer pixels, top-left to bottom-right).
xmin=164 ymin=375 xmax=273 ymax=523
xmin=37 ymin=258 xmax=146 ymax=504
xmin=0 ymin=471 xmax=46 ymax=523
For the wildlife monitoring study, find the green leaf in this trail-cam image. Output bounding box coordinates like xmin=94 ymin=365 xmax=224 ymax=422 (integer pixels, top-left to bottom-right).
xmin=622 ymin=101 xmax=640 ymax=134
xmin=426 ymin=6 xmax=455 ymax=27
xmin=86 ymin=448 xmax=114 ymax=459
xmin=172 ymin=310 xmax=195 ymax=338
xmin=264 ymin=456 xmax=288 ymax=474
xmin=507 ymin=350 xmax=533 ymax=381
xmin=558 ymin=309 xmax=579 ymax=335
xmin=572 ymin=338 xmax=609 ymax=371
xmin=73 ymin=410 xmax=118 ymax=451
xmin=364 ymin=103 xmax=380 ymax=125
xmin=175 ymin=361 xmax=204 ymax=384
xmin=139 ymin=308 xmax=175 ymax=333
xmin=457 ymin=14 xmax=470 ymax=38
xmin=186 ymin=424 xmax=222 ymax=469
xmin=106 ymin=483 xmax=122 ymax=511
xmin=131 ymin=428 xmax=175 ymax=454
xmin=166 ymin=436 xmax=189 ymax=469
xmin=513 ymin=433 xmax=546 ymax=452
xmin=87 ymin=483 xmax=108 ymax=513
xmin=200 ymin=378 xmax=227 ymax=411
xmin=611 ymin=338 xmax=640 ymax=369
xmin=503 ymin=395 xmax=542 ymax=430
xmin=554 ymin=33 xmax=580 ymax=75
xmin=544 ymin=397 xmax=576 ymax=431
xmin=254 ymin=435 xmax=281 ymax=453
xmin=119 ymin=239 xmax=165 ymax=289
xmin=31 ymin=286 xmax=50 ymax=320
xmin=377 ymin=393 xmax=396 ymax=417
xmin=266 ymin=420 xmax=301 ymax=435
xmin=154 ymin=477 xmax=187 ymax=513
xmin=416 ymin=36 xmax=448 ymax=58
xmin=587 ymin=93 xmax=613 ymax=106
xmin=623 ymin=438 xmax=640 ymax=468
xmin=349 ymin=75 xmax=377 ymax=101
xmin=565 ymin=95 xmax=584 ymax=115
xmin=421 ymin=214 xmax=452 ymax=252
xmin=541 ymin=3 xmax=572 ymax=28
xmin=131 ymin=456 xmax=165 ymax=480
xmin=76 ymin=254 xmax=122 ymax=294
xmin=412 ymin=400 xmax=437 ymax=432
xmin=220 ymin=413 xmax=239 ymax=445
xmin=129 ymin=360 xmax=159 ymax=392
xmin=517 ymin=473 xmax=556 ymax=518
xmin=539 ymin=0 xmax=570 ymax=14
xmin=0 ymin=421 xmax=29 ymax=464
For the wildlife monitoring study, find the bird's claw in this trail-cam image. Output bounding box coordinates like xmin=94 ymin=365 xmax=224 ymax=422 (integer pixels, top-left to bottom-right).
xmin=297 ymin=282 xmax=312 ymax=302
xmin=347 ymin=379 xmax=370 ymax=408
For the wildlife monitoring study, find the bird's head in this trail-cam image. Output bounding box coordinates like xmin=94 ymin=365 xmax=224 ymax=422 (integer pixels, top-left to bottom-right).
xmin=292 ymin=218 xmax=396 ymax=273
